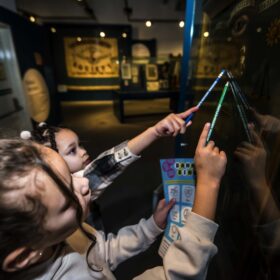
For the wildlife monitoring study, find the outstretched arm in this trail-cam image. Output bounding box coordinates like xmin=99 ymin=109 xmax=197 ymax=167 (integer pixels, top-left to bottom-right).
xmin=128 ymin=107 xmax=198 ymax=155
xmin=134 ymin=123 xmax=227 ymax=280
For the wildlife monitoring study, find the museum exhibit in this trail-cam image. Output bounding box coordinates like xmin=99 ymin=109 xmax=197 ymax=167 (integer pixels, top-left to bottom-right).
xmin=0 ymin=0 xmax=279 ymax=279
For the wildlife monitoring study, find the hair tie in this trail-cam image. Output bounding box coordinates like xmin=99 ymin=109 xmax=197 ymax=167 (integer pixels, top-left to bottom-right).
xmin=38 ymin=122 xmax=47 ymax=128
xmin=20 ymin=130 xmax=32 ymax=140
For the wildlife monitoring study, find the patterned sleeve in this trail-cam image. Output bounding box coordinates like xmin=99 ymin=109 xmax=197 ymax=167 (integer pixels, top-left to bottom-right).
xmin=83 ymin=141 xmax=140 ymax=200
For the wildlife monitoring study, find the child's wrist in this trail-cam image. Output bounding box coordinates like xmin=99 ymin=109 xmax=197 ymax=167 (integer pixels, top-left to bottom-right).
xmin=196 ymin=176 xmax=221 ymax=190
xmin=148 ymin=126 xmax=161 ymax=139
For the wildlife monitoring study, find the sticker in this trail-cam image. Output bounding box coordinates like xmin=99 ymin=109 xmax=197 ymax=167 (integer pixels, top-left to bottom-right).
xmin=169 ymin=223 xmax=180 ymax=240
xmin=182 ymin=185 xmax=194 ymax=203
xmin=170 ymin=204 xmax=180 ymax=223
xmin=168 ymin=185 xmax=180 ymax=202
xmin=181 ymin=207 xmax=191 ymax=224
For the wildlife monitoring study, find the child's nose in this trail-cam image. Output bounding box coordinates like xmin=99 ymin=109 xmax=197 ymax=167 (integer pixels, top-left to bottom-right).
xmin=79 ymin=147 xmax=87 ymax=156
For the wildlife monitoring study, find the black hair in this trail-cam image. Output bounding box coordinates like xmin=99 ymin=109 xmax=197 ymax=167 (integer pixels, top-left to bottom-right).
xmin=30 ymin=123 xmax=61 ymax=152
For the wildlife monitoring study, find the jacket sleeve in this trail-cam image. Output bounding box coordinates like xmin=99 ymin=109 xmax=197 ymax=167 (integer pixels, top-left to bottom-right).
xmin=101 ymin=216 xmax=163 ymax=270
xmin=133 ymin=212 xmax=218 ymax=280
xmin=81 ymin=141 xmax=140 ymax=200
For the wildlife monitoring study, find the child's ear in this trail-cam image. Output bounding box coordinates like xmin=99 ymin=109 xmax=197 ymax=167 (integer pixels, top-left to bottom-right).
xmin=2 ymin=247 xmax=41 ymax=272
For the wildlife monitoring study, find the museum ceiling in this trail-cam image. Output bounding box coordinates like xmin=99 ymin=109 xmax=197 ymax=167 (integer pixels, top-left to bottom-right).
xmin=15 ymin=0 xmax=187 ymax=24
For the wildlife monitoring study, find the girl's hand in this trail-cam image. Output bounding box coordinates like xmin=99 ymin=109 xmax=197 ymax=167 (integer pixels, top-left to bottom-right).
xmin=153 ymin=198 xmax=176 ymax=229
xmin=192 ymin=123 xmax=227 ymax=220
xmin=194 ymin=123 xmax=227 ymax=188
xmin=152 ymin=106 xmax=198 ymax=138
xmin=250 ymin=108 xmax=280 ymax=133
xmin=234 ymin=127 xmax=267 ymax=188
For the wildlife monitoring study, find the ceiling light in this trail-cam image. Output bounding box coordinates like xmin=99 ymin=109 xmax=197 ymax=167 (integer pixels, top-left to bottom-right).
xmin=145 ymin=21 xmax=152 ymax=27
xmin=29 ymin=16 xmax=36 ymax=23
xmin=77 ymin=37 xmax=82 ymax=42
xmin=122 ymin=32 xmax=127 ymax=38
xmin=203 ymin=31 xmax=209 ymax=38
xmin=50 ymin=27 xmax=56 ymax=33
xmin=100 ymin=32 xmax=106 ymax=38
xmin=179 ymin=21 xmax=184 ymax=28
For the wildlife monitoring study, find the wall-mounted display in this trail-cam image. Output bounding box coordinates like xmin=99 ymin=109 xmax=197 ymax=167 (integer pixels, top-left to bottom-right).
xmin=145 ymin=64 xmax=158 ymax=81
xmin=146 ymin=81 xmax=160 ymax=91
xmin=64 ymin=37 xmax=119 ymax=78
xmin=121 ymin=62 xmax=132 ymax=80
xmin=132 ymin=43 xmax=151 ymax=59
xmin=131 ymin=64 xmax=139 ymax=84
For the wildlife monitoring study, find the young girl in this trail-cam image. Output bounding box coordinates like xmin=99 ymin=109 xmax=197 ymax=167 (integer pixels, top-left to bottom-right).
xmin=21 ymin=107 xmax=198 ymax=201
xmin=0 ymin=123 xmax=227 ymax=279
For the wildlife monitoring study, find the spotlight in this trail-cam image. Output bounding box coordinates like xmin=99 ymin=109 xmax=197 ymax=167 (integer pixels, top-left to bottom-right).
xmin=203 ymin=31 xmax=209 ymax=38
xmin=100 ymin=32 xmax=106 ymax=38
xmin=122 ymin=32 xmax=127 ymax=38
xmin=77 ymin=37 xmax=82 ymax=42
xmin=50 ymin=27 xmax=56 ymax=33
xmin=179 ymin=21 xmax=184 ymax=28
xmin=29 ymin=16 xmax=36 ymax=23
xmin=145 ymin=20 xmax=152 ymax=27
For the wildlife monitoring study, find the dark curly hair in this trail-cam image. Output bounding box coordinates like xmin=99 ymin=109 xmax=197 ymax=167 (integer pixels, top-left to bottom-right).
xmin=30 ymin=123 xmax=61 ymax=152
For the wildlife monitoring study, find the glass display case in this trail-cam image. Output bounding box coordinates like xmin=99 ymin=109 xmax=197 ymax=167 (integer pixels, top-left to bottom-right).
xmin=181 ymin=1 xmax=280 ymax=279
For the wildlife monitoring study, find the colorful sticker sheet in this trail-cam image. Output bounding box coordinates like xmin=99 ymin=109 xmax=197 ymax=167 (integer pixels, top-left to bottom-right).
xmin=158 ymin=158 xmax=195 ymax=258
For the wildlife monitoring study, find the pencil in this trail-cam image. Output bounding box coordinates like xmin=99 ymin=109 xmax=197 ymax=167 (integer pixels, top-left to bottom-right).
xmin=206 ymin=82 xmax=230 ymax=143
xmin=185 ymin=69 xmax=226 ymax=124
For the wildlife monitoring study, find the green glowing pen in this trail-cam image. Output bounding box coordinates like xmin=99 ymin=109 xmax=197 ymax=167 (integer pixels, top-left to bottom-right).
xmin=206 ymin=82 xmax=229 ymax=144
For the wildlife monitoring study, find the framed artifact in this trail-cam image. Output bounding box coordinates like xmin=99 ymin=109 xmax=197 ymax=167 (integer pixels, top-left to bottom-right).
xmin=146 ymin=81 xmax=160 ymax=91
xmin=145 ymin=64 xmax=158 ymax=81
xmin=64 ymin=37 xmax=119 ymax=78
xmin=121 ymin=62 xmax=132 ymax=80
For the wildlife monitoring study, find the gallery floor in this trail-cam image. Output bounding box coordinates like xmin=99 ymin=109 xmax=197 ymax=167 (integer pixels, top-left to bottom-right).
xmin=60 ymin=98 xmax=209 ymax=279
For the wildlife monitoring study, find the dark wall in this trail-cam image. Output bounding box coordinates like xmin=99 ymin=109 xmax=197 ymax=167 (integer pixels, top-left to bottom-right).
xmin=0 ymin=6 xmax=61 ymax=124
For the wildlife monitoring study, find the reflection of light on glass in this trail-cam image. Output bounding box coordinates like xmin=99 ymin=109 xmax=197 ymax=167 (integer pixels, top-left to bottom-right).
xmin=5 ymin=51 xmax=11 ymax=60
xmin=115 ymin=60 xmax=119 ymax=65
xmin=77 ymin=37 xmax=82 ymax=42
xmin=0 ymin=51 xmax=4 ymax=60
xmin=50 ymin=27 xmax=56 ymax=33
xmin=256 ymin=27 xmax=262 ymax=33
xmin=179 ymin=21 xmax=184 ymax=28
xmin=122 ymin=32 xmax=127 ymax=38
xmin=203 ymin=31 xmax=209 ymax=38
xmin=29 ymin=16 xmax=36 ymax=23
xmin=145 ymin=20 xmax=152 ymax=27
xmin=227 ymin=37 xmax=232 ymax=42
xmin=100 ymin=31 xmax=106 ymax=38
